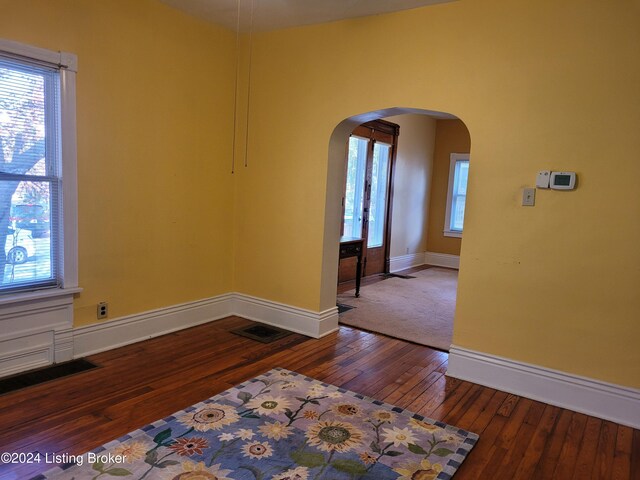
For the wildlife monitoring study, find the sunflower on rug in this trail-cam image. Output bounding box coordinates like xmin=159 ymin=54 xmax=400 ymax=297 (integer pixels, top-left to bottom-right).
xmin=37 ymin=368 xmax=478 ymax=480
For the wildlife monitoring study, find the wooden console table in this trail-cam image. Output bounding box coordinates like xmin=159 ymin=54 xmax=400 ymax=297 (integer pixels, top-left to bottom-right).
xmin=339 ymin=236 xmax=363 ymax=297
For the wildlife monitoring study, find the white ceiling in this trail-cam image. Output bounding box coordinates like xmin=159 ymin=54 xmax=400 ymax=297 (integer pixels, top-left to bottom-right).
xmin=159 ymin=0 xmax=456 ymax=32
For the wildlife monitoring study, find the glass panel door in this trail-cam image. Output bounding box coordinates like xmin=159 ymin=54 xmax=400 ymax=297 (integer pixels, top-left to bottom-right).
xmin=368 ymin=142 xmax=391 ymax=248
xmin=342 ymin=136 xmax=368 ymax=238
xmin=339 ymin=120 xmax=398 ymax=283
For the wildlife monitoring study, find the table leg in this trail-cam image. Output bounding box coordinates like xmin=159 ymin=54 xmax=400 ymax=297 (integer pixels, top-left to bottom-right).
xmin=355 ymin=253 xmax=362 ymax=297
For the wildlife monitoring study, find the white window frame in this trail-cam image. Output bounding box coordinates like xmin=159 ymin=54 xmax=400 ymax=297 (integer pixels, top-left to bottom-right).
xmin=0 ymin=38 xmax=79 ymax=301
xmin=443 ymin=153 xmax=470 ymax=238
xmin=0 ymin=38 xmax=81 ymax=377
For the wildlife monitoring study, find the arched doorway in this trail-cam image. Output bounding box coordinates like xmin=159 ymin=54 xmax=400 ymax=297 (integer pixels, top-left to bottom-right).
xmin=322 ymin=107 xmax=471 ymax=351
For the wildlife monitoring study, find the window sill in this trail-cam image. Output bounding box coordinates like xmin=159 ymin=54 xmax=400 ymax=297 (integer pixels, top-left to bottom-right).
xmin=0 ymin=286 xmax=83 ymax=307
xmin=443 ymin=230 xmax=463 ymax=239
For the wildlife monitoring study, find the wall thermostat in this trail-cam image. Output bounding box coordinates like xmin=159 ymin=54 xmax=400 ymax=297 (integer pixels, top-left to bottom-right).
xmin=550 ymin=171 xmax=576 ymax=190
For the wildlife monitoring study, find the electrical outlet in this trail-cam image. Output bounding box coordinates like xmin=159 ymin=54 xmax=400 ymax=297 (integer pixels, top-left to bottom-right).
xmin=97 ymin=302 xmax=108 ymax=319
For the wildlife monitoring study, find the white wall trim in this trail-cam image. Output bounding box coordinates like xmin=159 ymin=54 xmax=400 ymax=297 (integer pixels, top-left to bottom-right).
xmin=447 ymin=345 xmax=640 ymax=429
xmin=3 ymin=291 xmax=337 ymax=377
xmin=73 ymin=295 xmax=234 ymax=357
xmin=0 ymin=37 xmax=77 ymax=71
xmin=0 ymin=292 xmax=75 ymax=377
xmin=389 ymin=251 xmax=461 ymax=272
xmin=72 ymin=293 xmax=338 ymax=361
xmin=389 ymin=252 xmax=426 ymax=273
xmin=425 ymin=251 xmax=460 ymax=269
xmin=231 ymin=293 xmax=338 ymax=338
xmin=60 ymin=66 xmax=79 ymax=288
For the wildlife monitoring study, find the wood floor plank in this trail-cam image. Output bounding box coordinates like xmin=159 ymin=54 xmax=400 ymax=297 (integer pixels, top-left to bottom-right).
xmin=0 ymin=316 xmax=637 ymax=480
xmin=455 ymin=396 xmax=530 ymax=478
xmin=552 ymin=412 xmax=590 ymax=478
xmin=442 ymin=383 xmax=484 ymax=426
xmin=421 ymin=379 xmax=474 ymax=420
xmin=494 ymin=398 xmax=534 ymax=449
xmin=611 ymin=425 xmax=633 ymax=480
xmin=532 ymin=407 xmax=574 ymax=478
xmin=452 ymin=386 xmax=498 ymax=432
xmin=467 ymin=390 xmax=509 ymax=434
xmin=511 ymin=404 xmax=562 ymax=478
xmin=493 ymin=402 xmax=545 ymax=480
xmin=631 ymin=429 xmax=640 ymax=480
xmin=455 ymin=414 xmax=508 ymax=477
xmin=497 ymin=393 xmax=519 ymax=417
xmin=593 ymin=420 xmax=618 ymax=480
xmin=572 ymin=416 xmax=603 ymax=479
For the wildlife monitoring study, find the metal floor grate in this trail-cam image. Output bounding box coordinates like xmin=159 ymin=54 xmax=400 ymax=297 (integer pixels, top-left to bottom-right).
xmin=383 ymin=273 xmax=416 ymax=279
xmin=337 ymin=303 xmax=356 ymax=314
xmin=231 ymin=324 xmax=292 ymax=343
xmin=0 ymin=359 xmax=98 ymax=395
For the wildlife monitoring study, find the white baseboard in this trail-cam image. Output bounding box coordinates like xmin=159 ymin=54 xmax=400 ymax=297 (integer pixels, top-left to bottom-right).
xmin=390 ymin=252 xmax=460 ymax=271
xmin=425 ymin=251 xmax=460 ymax=269
xmin=447 ymin=345 xmax=640 ymax=429
xmin=73 ymin=295 xmax=234 ymax=357
xmin=73 ymin=293 xmax=338 ymax=360
xmin=389 ymin=252 xmax=426 ymax=273
xmin=231 ymin=293 xmax=339 ymax=338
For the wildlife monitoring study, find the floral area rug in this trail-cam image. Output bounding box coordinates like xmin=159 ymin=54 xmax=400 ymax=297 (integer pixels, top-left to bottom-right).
xmin=35 ymin=368 xmax=478 ymax=480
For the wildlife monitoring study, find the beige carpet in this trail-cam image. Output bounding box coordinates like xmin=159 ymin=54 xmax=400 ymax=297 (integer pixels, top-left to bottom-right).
xmin=337 ymin=267 xmax=457 ymax=351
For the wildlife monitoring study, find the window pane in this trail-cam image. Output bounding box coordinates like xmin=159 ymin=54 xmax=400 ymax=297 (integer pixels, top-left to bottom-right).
xmin=456 ymin=161 xmax=469 ymax=195
xmin=0 ymin=60 xmax=54 ymax=176
xmin=451 ymin=195 xmax=466 ymax=231
xmin=343 ymin=136 xmax=368 ymax=239
xmin=1 ymin=181 xmax=54 ymax=288
xmin=450 ymin=160 xmax=469 ymax=232
xmin=368 ymin=142 xmax=390 ymax=248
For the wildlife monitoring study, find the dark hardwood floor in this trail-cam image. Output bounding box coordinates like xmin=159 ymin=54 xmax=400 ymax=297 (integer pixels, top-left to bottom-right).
xmin=0 ymin=316 xmax=638 ymax=479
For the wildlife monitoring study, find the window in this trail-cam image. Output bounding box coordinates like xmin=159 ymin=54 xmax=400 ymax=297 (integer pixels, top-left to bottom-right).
xmin=444 ymin=153 xmax=470 ymax=238
xmin=0 ymin=38 xmax=78 ymax=296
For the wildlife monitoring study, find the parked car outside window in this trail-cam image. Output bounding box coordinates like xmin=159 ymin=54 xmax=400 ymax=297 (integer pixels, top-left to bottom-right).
xmin=4 ymin=228 xmax=36 ymax=265
xmin=10 ymin=204 xmax=50 ymax=238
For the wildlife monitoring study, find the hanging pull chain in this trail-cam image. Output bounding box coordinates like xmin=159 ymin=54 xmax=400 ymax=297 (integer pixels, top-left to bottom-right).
xmin=231 ymin=0 xmax=241 ymax=174
xmin=244 ymin=0 xmax=255 ymax=168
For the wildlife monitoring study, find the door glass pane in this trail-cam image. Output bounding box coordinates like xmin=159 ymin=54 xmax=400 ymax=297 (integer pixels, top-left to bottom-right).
xmin=368 ymin=142 xmax=391 ymax=248
xmin=343 ymin=136 xmax=368 ymax=239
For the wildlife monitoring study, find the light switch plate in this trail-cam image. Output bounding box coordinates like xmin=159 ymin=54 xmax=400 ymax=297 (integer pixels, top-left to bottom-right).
xmin=522 ymin=188 xmax=535 ymax=206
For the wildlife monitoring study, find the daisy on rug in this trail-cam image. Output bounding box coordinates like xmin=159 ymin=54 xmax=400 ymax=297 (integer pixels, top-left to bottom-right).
xmin=35 ymin=368 xmax=478 ymax=480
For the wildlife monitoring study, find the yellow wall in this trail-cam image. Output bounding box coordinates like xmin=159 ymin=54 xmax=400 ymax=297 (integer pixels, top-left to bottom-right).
xmin=235 ymin=1 xmax=640 ymax=388
xmin=426 ymin=119 xmax=471 ymax=256
xmin=387 ymin=114 xmax=436 ymax=259
xmin=0 ymin=0 xmax=237 ymax=325
xmin=2 ymin=0 xmax=639 ymax=390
